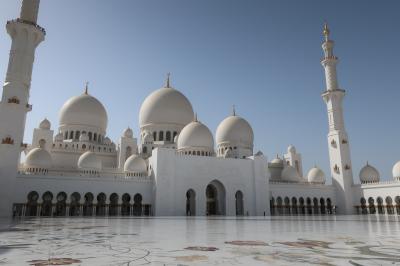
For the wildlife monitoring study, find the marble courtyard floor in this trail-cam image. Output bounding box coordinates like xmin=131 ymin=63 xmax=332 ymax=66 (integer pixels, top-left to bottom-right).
xmin=0 ymin=216 xmax=400 ymax=265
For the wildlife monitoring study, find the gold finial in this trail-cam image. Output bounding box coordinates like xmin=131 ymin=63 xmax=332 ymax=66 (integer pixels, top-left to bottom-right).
xmin=323 ymin=21 xmax=330 ymax=41
xmin=194 ymin=112 xmax=198 ymax=122
xmin=84 ymin=81 xmax=89 ymax=95
xmin=232 ymin=104 xmax=236 ymax=116
xmin=165 ymin=73 xmax=171 ymax=88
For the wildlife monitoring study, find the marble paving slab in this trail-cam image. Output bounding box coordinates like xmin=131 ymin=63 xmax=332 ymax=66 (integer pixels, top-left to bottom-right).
xmin=0 ymin=215 xmax=400 ymax=265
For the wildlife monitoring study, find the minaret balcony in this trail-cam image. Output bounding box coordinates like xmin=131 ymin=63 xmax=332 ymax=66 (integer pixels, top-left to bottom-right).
xmin=6 ymin=18 xmax=46 ymax=35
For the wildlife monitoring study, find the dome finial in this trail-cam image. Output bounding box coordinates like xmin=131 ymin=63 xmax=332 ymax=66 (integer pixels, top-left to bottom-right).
xmin=323 ymin=21 xmax=330 ymax=42
xmin=194 ymin=112 xmax=198 ymax=122
xmin=232 ymin=104 xmax=236 ymax=116
xmin=165 ymin=72 xmax=171 ymax=88
xmin=84 ymin=81 xmax=89 ymax=95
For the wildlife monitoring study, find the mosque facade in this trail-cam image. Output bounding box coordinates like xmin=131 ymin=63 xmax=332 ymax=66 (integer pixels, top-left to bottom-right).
xmin=0 ymin=1 xmax=400 ymax=218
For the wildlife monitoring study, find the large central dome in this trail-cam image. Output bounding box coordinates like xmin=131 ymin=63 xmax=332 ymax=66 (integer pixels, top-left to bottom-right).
xmin=139 ymin=86 xmax=194 ymax=128
xmin=59 ymin=91 xmax=108 ymax=132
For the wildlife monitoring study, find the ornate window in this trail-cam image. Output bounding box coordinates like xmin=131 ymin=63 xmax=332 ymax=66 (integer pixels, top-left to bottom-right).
xmin=2 ymin=137 xmax=14 ymax=144
xmin=333 ymin=164 xmax=340 ymax=174
xmin=8 ymin=97 xmax=20 ymax=104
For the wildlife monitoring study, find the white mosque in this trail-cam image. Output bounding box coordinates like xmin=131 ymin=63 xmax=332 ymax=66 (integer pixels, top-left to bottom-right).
xmin=0 ymin=0 xmax=400 ymax=218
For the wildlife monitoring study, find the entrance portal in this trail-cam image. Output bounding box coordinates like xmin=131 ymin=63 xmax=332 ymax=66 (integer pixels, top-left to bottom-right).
xmin=235 ymin=190 xmax=244 ymax=216
xmin=186 ymin=189 xmax=196 ymax=216
xmin=206 ymin=180 xmax=226 ymax=215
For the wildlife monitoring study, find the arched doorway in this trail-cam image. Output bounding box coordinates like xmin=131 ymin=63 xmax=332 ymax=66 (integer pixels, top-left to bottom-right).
xmin=306 ymin=197 xmax=312 ymax=215
xmin=313 ymin=197 xmax=319 ymax=215
xmin=284 ymin=197 xmax=290 ymax=215
xmin=41 ymin=191 xmax=53 ymax=216
xmin=205 ymin=180 xmax=226 ymax=215
xmin=360 ymin=197 xmax=367 ymax=214
xmin=320 ymin=198 xmax=326 ymax=215
xmin=83 ymin=193 xmax=94 ymax=216
xmin=299 ymin=197 xmax=305 ymax=215
xmin=109 ymin=193 xmax=119 ymax=216
xmin=186 ymin=189 xmax=196 ymax=216
xmin=235 ymin=191 xmax=244 ymax=216
xmin=69 ymin=192 xmax=81 ymax=216
xmin=291 ymin=197 xmax=298 ymax=215
xmin=96 ymin=193 xmax=107 ymax=216
xmin=395 ymin=196 xmax=400 ymax=215
xmin=368 ymin=197 xmax=375 ymax=214
xmin=133 ymin=194 xmax=142 ymax=216
xmin=26 ymin=191 xmax=39 ymax=216
xmin=377 ymin=197 xmax=384 ymax=214
xmin=55 ymin=192 xmax=67 ymax=216
xmin=270 ymin=197 xmax=275 ymax=215
xmin=386 ymin=197 xmax=394 ymax=214
xmin=327 ymin=198 xmax=333 ymax=214
xmin=121 ymin=193 xmax=131 ymax=216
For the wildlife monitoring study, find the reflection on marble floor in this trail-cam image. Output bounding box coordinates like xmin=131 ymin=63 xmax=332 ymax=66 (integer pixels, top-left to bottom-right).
xmin=0 ymin=216 xmax=400 ymax=265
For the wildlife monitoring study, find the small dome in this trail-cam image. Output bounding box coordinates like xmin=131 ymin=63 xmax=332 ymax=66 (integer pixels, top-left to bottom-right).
xmin=123 ymin=127 xmax=133 ymax=138
xmin=39 ymin=118 xmax=51 ymax=130
xmin=281 ymin=165 xmax=300 ymax=182
xmin=139 ymin=86 xmax=194 ymax=128
xmin=59 ymin=92 xmax=108 ymax=132
xmin=287 ymin=145 xmax=296 ymax=153
xmin=392 ymin=161 xmax=400 ymax=180
xmin=359 ymin=162 xmax=380 ymax=183
xmin=25 ymin=148 xmax=52 ymax=169
xmin=307 ymin=167 xmax=326 ymax=184
xmin=124 ymin=154 xmax=147 ymax=173
xmin=79 ymin=132 xmax=89 ymax=142
xmin=216 ymin=115 xmax=253 ymax=147
xmin=271 ymin=156 xmax=284 ymax=165
xmin=177 ymin=121 xmax=214 ymax=151
xmin=78 ymin=151 xmax=102 ymax=170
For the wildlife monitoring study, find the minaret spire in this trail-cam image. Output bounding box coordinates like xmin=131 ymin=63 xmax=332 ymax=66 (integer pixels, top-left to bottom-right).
xmin=321 ymin=23 xmax=354 ymax=214
xmin=84 ymin=82 xmax=89 ymax=95
xmin=323 ymin=22 xmax=330 ymax=42
xmin=20 ymin=0 xmax=40 ymax=24
xmin=165 ymin=73 xmax=171 ymax=88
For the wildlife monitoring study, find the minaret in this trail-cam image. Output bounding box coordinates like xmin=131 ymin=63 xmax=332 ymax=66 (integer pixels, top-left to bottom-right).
xmin=321 ymin=23 xmax=354 ymax=214
xmin=0 ymin=0 xmax=45 ymax=217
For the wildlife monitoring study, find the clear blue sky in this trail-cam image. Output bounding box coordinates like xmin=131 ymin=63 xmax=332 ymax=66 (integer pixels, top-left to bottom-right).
xmin=1 ymin=0 xmax=399 ymax=182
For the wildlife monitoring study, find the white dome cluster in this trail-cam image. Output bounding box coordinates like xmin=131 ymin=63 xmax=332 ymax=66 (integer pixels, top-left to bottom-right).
xmin=216 ymin=113 xmax=254 ymax=159
xmin=177 ymin=119 xmax=214 ymax=156
xmin=78 ymin=151 xmax=102 ymax=171
xmin=216 ymin=115 xmax=253 ymax=148
xmin=124 ymin=154 xmax=147 ymax=176
xmin=59 ymin=92 xmax=108 ymax=132
xmin=39 ymin=118 xmax=51 ymax=130
xmin=359 ymin=162 xmax=380 ymax=183
xmin=123 ymin=127 xmax=133 ymax=138
xmin=24 ymin=148 xmax=52 ymax=171
xmin=307 ymin=167 xmax=326 ymax=184
xmin=139 ymin=86 xmax=194 ymax=128
xmin=392 ymin=161 xmax=400 ymax=181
